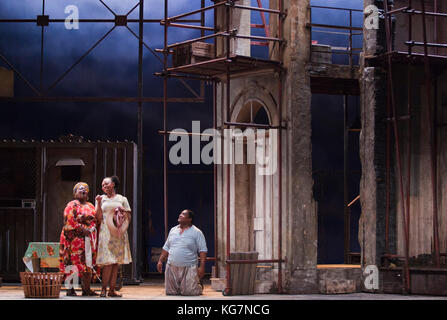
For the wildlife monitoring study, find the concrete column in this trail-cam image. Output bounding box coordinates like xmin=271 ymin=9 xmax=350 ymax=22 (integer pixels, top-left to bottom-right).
xmin=282 ymin=0 xmax=319 ymax=294
xmin=215 ymin=0 xmax=251 ymax=57
xmin=360 ymin=0 xmax=379 ymax=269
xmin=232 ymin=0 xmax=251 ymax=56
xmin=359 ymin=0 xmax=394 ymax=269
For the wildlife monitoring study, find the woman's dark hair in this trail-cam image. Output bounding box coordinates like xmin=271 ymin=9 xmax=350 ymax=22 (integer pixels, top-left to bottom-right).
xmin=110 ymin=175 xmax=120 ymax=190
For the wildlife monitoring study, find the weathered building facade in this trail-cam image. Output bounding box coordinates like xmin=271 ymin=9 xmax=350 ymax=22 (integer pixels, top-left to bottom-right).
xmin=361 ymin=0 xmax=447 ymax=294
xmin=209 ymin=0 xmax=447 ymax=294
xmin=211 ymin=0 xmax=358 ymax=294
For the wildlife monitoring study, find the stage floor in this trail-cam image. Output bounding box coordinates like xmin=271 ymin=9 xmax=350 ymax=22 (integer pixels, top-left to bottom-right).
xmin=0 ymin=280 xmax=446 ymax=300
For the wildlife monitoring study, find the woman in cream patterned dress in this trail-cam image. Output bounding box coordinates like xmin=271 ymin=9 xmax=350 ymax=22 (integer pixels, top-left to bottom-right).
xmin=95 ymin=176 xmax=132 ymax=297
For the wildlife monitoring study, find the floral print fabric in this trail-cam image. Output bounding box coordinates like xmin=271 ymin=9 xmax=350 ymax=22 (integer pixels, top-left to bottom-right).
xmin=59 ymin=200 xmax=97 ymax=277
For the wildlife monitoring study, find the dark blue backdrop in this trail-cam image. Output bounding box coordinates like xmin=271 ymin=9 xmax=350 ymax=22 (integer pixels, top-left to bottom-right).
xmin=0 ymin=0 xmax=364 ymax=271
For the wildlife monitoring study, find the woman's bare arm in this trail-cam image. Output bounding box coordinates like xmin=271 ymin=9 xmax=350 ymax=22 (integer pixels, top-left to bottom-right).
xmin=95 ymin=195 xmax=103 ymax=223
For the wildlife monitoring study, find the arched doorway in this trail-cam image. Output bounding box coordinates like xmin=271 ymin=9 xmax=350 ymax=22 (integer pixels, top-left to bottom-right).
xmin=230 ymin=98 xmax=276 ymax=262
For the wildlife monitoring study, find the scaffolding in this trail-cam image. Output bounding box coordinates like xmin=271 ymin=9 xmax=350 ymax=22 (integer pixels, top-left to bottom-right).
xmin=380 ymin=0 xmax=447 ymax=293
xmin=157 ymin=0 xmax=285 ymax=295
xmin=0 ymin=0 xmax=211 ymax=282
xmin=309 ymin=5 xmax=363 ymax=66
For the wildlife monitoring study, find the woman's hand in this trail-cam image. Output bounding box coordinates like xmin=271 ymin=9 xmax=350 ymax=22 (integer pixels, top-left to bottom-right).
xmin=117 ymin=206 xmax=131 ymax=221
xmin=95 ymin=195 xmax=102 ymax=205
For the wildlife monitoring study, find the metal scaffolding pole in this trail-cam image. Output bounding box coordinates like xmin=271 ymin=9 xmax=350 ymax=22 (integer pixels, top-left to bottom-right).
xmin=343 ymin=95 xmax=350 ymax=264
xmin=136 ymin=0 xmax=144 ymax=282
xmin=277 ymin=0 xmax=284 ymax=294
xmin=383 ymin=0 xmax=411 ymax=293
xmin=163 ymin=0 xmax=169 ymax=240
xmin=421 ymin=0 xmax=440 ymax=268
xmin=40 ymin=0 xmax=45 ymax=92
xmin=224 ymin=0 xmax=232 ymax=296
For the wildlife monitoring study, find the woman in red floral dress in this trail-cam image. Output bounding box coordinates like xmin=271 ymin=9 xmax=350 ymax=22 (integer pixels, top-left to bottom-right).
xmin=59 ymin=182 xmax=98 ymax=296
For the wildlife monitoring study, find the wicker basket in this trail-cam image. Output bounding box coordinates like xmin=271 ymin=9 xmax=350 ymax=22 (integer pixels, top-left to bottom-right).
xmin=20 ymin=272 xmax=64 ymax=298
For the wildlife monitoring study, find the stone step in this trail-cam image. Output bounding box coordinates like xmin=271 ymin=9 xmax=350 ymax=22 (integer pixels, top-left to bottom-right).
xmin=319 ymin=279 xmax=357 ymax=294
xmin=211 ymin=277 xmax=275 ymax=294
xmin=317 ymin=265 xmax=362 ymax=294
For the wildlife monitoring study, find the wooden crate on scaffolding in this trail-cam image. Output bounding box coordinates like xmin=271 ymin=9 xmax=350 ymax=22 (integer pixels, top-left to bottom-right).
xmin=172 ymin=42 xmax=215 ymax=67
xmin=20 ymin=272 xmax=64 ymax=298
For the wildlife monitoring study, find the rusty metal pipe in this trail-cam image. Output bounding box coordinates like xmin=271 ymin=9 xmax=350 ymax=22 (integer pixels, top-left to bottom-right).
xmin=214 ymin=79 xmax=219 ymax=279
xmin=201 ymin=0 xmax=205 ymax=38
xmin=386 ymin=6 xmax=409 ymax=15
xmin=277 ymin=0 xmax=283 ymax=294
xmin=0 ymin=19 xmax=202 ymax=23
xmin=137 ymin=0 xmax=145 ymax=281
xmin=408 ymin=0 xmax=412 ymax=55
xmin=385 ymin=90 xmax=391 ymax=253
xmin=164 ymin=1 xmax=227 ymax=22
xmin=167 ymin=57 xmax=228 ymax=72
xmin=349 ymin=10 xmax=353 ymax=66
xmin=405 ymin=41 xmax=447 ymax=48
xmin=405 ymin=58 xmax=412 ymax=266
xmin=233 ymin=4 xmax=281 ymax=15
xmin=223 ymin=33 xmax=283 ymax=42
xmin=227 ymin=259 xmax=285 ymax=264
xmin=434 ymin=0 xmax=438 ymax=55
xmin=421 ymin=0 xmax=440 ymax=268
xmin=160 ymin=22 xmax=214 ymax=31
xmin=40 ymin=0 xmax=45 ymax=92
xmin=395 ymin=51 xmax=447 ymax=59
xmin=344 ymin=95 xmax=350 ymax=263
xmin=154 ymin=72 xmax=216 ymax=81
xmin=213 ymin=1 xmax=219 ymax=280
xmin=256 ymin=0 xmax=270 ymax=38
xmin=310 ymin=5 xmax=362 ymax=12
xmin=224 ymin=2 xmax=232 ymax=296
xmin=163 ymin=0 xmax=169 ymax=240
xmin=383 ymin=0 xmax=411 ymax=293
xmin=403 ymin=9 xmax=447 ymax=18
xmin=309 ymin=23 xmax=363 ymax=31
xmin=167 ymin=32 xmax=225 ymax=49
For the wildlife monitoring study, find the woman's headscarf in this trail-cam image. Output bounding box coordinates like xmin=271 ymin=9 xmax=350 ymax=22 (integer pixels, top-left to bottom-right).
xmin=73 ymin=182 xmax=89 ymax=196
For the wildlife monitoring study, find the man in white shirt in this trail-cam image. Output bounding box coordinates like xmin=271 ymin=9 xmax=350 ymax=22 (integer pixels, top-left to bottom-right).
xmin=157 ymin=209 xmax=208 ymax=295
